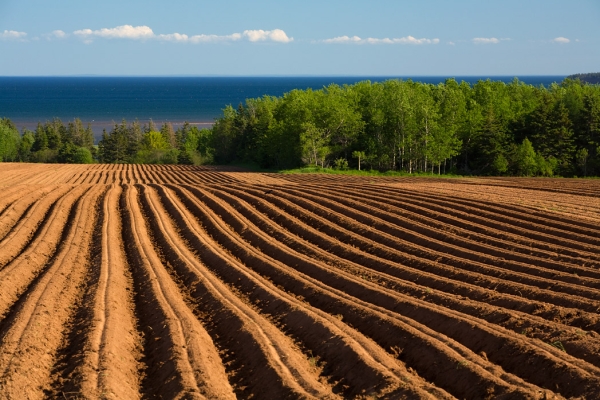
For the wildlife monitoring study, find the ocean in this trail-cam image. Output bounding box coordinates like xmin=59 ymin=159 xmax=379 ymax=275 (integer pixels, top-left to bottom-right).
xmin=0 ymin=76 xmax=566 ymax=139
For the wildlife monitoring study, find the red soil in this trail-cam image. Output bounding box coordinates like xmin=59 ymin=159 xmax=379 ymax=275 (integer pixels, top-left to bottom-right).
xmin=0 ymin=163 xmax=599 ymax=399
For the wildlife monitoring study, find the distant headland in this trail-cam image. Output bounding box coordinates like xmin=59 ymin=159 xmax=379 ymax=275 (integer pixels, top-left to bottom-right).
xmin=567 ymin=73 xmax=600 ymax=84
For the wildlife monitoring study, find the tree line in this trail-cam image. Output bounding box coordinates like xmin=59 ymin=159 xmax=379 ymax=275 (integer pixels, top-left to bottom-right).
xmin=0 ymin=118 xmax=212 ymax=165
xmin=96 ymin=120 xmax=212 ymax=165
xmin=211 ymin=78 xmax=600 ymax=176
xmin=2 ymin=77 xmax=600 ymax=177
xmin=0 ymin=118 xmax=95 ymax=164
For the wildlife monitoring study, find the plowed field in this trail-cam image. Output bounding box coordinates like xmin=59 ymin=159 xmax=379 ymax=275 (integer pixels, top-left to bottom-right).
xmin=1 ymin=163 xmax=600 ymax=399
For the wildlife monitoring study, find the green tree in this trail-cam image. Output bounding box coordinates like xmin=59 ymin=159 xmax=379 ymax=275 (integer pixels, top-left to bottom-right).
xmin=160 ymin=122 xmax=177 ymax=148
xmin=381 ymin=80 xmax=418 ymax=171
xmin=578 ymin=93 xmax=600 ymax=174
xmin=18 ymin=129 xmax=35 ymax=161
xmin=300 ymin=122 xmax=329 ymax=166
xmin=211 ymin=105 xmax=238 ymax=163
xmin=32 ymin=123 xmax=48 ymax=152
xmin=458 ymin=95 xmax=483 ymax=172
xmin=45 ymin=118 xmax=64 ymax=150
xmin=512 ymin=138 xmax=538 ymax=176
xmin=142 ymin=130 xmax=169 ymax=150
xmin=98 ymin=121 xmax=130 ymax=163
xmin=59 ymin=143 xmax=94 ymax=164
xmin=352 ymin=150 xmax=366 ymax=170
xmin=176 ymin=124 xmax=212 ymax=165
xmin=576 ymin=148 xmax=589 ymax=176
xmin=73 ymin=147 xmax=94 ymax=164
xmin=474 ymin=106 xmax=509 ymax=174
xmin=0 ymin=119 xmax=21 ymax=162
xmin=492 ymin=153 xmax=509 ymax=175
xmin=67 ymin=118 xmax=94 ymax=149
xmin=529 ymin=94 xmax=576 ymax=175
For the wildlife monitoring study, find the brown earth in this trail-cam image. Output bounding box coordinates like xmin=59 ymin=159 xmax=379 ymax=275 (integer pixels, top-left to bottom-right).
xmin=1 ymin=164 xmax=600 ymax=399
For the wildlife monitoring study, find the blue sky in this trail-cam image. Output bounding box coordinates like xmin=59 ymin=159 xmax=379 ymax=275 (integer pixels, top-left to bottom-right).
xmin=0 ymin=0 xmax=598 ymax=76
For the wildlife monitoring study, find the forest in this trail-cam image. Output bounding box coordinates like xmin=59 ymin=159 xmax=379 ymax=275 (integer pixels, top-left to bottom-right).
xmin=1 ymin=77 xmax=600 ymax=177
xmin=210 ymin=78 xmax=600 ymax=177
xmin=0 ymin=118 xmax=213 ymax=166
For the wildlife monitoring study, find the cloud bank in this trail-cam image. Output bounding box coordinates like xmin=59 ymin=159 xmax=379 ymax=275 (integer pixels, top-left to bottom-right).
xmin=0 ymin=30 xmax=27 ymax=40
xmin=323 ymin=35 xmax=439 ymax=45
xmin=71 ymin=25 xmax=292 ymax=44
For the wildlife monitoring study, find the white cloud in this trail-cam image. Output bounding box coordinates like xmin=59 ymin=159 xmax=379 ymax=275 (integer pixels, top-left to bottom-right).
xmin=552 ymin=37 xmax=570 ymax=44
xmin=323 ymin=36 xmax=362 ymax=44
xmin=393 ymin=36 xmax=439 ymax=45
xmin=448 ymin=41 xmax=456 ymax=46
xmin=365 ymin=37 xmax=393 ymax=44
xmin=472 ymin=37 xmax=500 ymax=44
xmin=156 ymin=33 xmax=189 ymax=42
xmin=191 ymin=33 xmax=242 ymax=43
xmin=43 ymin=30 xmax=68 ymax=40
xmin=71 ymin=25 xmax=290 ymax=44
xmin=74 ymin=25 xmax=155 ymax=41
xmin=322 ymin=35 xmax=439 ymax=45
xmin=52 ymin=30 xmax=67 ymax=39
xmin=0 ymin=30 xmax=27 ymax=40
xmin=243 ymin=29 xmax=293 ymax=43
xmin=157 ymin=32 xmax=243 ymax=43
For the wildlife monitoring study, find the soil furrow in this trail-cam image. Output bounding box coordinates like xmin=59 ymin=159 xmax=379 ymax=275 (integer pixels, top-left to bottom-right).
xmin=220 ymin=184 xmax=600 ymax=332
xmin=2 ymin=165 xmax=598 ymax=398
xmin=314 ymin=182 xmax=600 ymax=266
xmin=181 ymin=184 xmax=600 ymax=399
xmin=51 ymin=184 xmax=143 ymax=399
xmin=251 ymin=185 xmax=600 ymax=312
xmin=0 ymin=187 xmax=50 ymax=240
xmin=0 ymin=185 xmax=41 ymax=219
xmin=140 ymin=185 xmax=349 ymax=399
xmin=290 ymin=185 xmax=600 ymax=286
xmin=377 ymin=184 xmax=600 ymax=243
xmin=210 ymin=184 xmax=600 ymax=370
xmin=172 ymin=184 xmax=547 ymax=399
xmin=0 ymin=185 xmax=91 ymax=320
xmin=148 ymin=184 xmax=444 ymax=399
xmin=0 ymin=185 xmax=103 ymax=399
xmin=384 ymin=182 xmax=600 ymax=229
xmin=459 ymin=179 xmax=600 ymax=199
xmin=121 ymin=184 xmax=236 ymax=399
xmin=0 ymin=186 xmax=71 ymax=268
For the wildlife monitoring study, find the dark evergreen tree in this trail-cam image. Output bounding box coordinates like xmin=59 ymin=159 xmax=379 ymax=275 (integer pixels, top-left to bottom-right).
xmin=31 ymin=123 xmax=48 ymax=152
xmin=474 ymin=106 xmax=509 ymax=174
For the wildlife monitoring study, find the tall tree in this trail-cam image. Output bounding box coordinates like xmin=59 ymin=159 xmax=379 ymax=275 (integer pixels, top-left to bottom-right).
xmin=160 ymin=122 xmax=177 ymax=148
xmin=0 ymin=119 xmax=21 ymax=162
